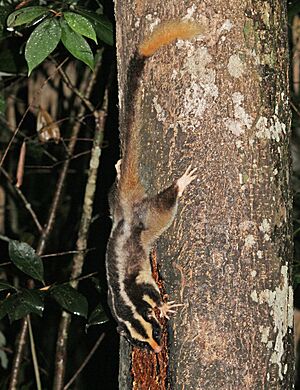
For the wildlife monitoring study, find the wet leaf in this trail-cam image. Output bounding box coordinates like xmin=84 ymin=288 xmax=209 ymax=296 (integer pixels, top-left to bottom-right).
xmin=25 ymin=17 xmax=61 ymax=75
xmin=86 ymin=304 xmax=108 ymax=330
xmin=64 ymin=12 xmax=97 ymax=43
xmin=60 ymin=19 xmax=94 ymax=70
xmin=0 ymin=280 xmax=17 ymax=292
xmin=8 ymin=240 xmax=44 ymax=282
xmin=75 ymin=9 xmax=113 ymax=46
xmin=7 ymin=6 xmax=48 ymax=28
xmin=0 ymin=289 xmax=44 ymax=321
xmin=50 ymin=284 xmax=88 ymax=318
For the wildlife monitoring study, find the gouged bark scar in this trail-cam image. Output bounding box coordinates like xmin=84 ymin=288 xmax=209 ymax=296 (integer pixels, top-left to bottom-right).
xmin=173 ymin=261 xmax=186 ymax=302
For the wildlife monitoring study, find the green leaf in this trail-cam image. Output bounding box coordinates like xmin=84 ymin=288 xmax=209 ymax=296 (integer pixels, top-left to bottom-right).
xmin=60 ymin=19 xmax=94 ymax=70
xmin=50 ymin=284 xmax=88 ymax=318
xmin=0 ymin=289 xmax=44 ymax=321
xmin=0 ymin=280 xmax=17 ymax=292
xmin=64 ymin=12 xmax=97 ymax=43
xmin=8 ymin=240 xmax=44 ymax=282
xmin=75 ymin=9 xmax=113 ymax=46
xmin=86 ymin=304 xmax=108 ymax=330
xmin=7 ymin=6 xmax=48 ymax=28
xmin=25 ymin=17 xmax=61 ymax=75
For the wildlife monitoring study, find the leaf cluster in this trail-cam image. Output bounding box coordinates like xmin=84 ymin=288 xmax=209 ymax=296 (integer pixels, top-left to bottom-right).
xmin=1 ymin=1 xmax=113 ymax=74
xmin=0 ymin=239 xmax=108 ymax=329
xmin=0 ymin=0 xmax=116 ymax=386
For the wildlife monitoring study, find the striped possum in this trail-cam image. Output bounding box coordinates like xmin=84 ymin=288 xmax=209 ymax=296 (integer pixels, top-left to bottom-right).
xmin=106 ymin=20 xmax=202 ymax=353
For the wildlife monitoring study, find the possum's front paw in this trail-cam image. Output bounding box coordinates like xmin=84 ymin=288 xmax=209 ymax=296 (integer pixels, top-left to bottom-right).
xmin=159 ymin=301 xmax=184 ymax=319
xmin=177 ymin=165 xmax=197 ymax=196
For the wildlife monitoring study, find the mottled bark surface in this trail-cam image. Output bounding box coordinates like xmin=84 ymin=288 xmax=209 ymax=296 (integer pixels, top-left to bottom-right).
xmin=114 ymin=0 xmax=293 ymax=389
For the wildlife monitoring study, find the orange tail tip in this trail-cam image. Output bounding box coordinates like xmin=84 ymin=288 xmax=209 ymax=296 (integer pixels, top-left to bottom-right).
xmin=138 ymin=20 xmax=204 ymax=57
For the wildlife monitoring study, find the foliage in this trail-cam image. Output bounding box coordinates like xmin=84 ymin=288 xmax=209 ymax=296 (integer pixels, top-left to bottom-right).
xmin=0 ymin=0 xmax=113 ymax=76
xmin=0 ymin=0 xmax=116 ymax=388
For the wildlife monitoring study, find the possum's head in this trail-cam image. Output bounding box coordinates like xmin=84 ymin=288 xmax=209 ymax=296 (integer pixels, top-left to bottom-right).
xmin=119 ymin=313 xmax=163 ymax=353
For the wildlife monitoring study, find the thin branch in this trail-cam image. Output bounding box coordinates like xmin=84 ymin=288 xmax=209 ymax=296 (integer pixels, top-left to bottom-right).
xmin=0 ymin=58 xmax=68 ymax=169
xmin=0 ymin=234 xmax=10 ymax=242
xmin=0 ymin=261 xmax=10 ymax=266
xmin=16 ymin=141 xmax=26 ymax=188
xmin=71 ymin=94 xmax=108 ymax=283
xmin=9 ymin=319 xmax=28 ymax=390
xmin=9 ymin=57 xmax=97 ymax=390
xmin=53 ymin=78 xmax=108 ymax=390
xmin=39 ymin=272 xmax=99 ymax=292
xmin=41 ymin=248 xmax=95 ymax=258
xmin=291 ymin=100 xmax=300 ymax=117
xmin=63 ymin=333 xmax=106 ymax=390
xmin=50 ymin=55 xmax=97 ymax=112
xmin=73 ymin=271 xmax=98 ymax=283
xmin=0 ymin=167 xmax=43 ymax=233
xmin=27 ymin=315 xmax=42 ymax=390
xmin=37 ymin=68 xmax=98 ymax=256
xmin=0 ymin=249 xmax=96 ymax=268
xmin=24 ymin=150 xmax=92 ymax=171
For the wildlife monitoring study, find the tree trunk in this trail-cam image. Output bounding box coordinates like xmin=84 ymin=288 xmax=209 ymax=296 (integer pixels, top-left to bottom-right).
xmin=114 ymin=0 xmax=293 ymax=388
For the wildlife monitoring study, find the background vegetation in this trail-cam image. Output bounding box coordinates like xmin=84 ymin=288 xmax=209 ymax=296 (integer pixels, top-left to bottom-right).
xmin=0 ymin=1 xmax=118 ymax=389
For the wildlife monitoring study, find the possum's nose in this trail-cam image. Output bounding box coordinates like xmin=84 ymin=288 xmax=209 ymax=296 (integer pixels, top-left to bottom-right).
xmin=149 ymin=339 xmax=162 ymax=353
xmin=153 ymin=345 xmax=162 ymax=353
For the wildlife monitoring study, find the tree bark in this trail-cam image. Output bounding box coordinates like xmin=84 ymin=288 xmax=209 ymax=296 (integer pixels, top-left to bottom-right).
xmin=114 ymin=0 xmax=293 ymax=388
